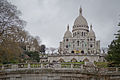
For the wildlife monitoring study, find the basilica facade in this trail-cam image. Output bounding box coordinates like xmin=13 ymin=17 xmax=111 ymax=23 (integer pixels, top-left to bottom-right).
xmin=47 ymin=8 xmax=104 ymax=63
xmin=59 ymin=8 xmax=100 ymax=54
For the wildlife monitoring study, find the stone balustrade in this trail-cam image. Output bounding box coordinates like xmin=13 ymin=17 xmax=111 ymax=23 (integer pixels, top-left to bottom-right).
xmin=0 ymin=63 xmax=120 ymax=73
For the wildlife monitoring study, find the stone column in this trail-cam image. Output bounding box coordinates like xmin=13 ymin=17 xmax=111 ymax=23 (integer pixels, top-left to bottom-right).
xmin=71 ymin=64 xmax=73 ymax=68
xmin=11 ymin=64 xmax=18 ymax=69
xmin=116 ymin=68 xmax=118 ymax=72
xmin=2 ymin=65 xmax=4 ymax=70
xmin=28 ymin=63 xmax=30 ymax=68
xmin=41 ymin=63 xmax=43 ymax=68
xmin=81 ymin=65 xmax=83 ymax=69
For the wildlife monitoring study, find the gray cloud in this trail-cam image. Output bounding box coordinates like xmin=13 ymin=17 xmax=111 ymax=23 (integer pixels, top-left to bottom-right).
xmin=9 ymin=0 xmax=120 ymax=48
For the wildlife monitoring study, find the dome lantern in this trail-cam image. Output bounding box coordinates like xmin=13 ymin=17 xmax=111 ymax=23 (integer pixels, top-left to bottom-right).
xmin=67 ymin=24 xmax=69 ymax=31
xmin=79 ymin=7 xmax=82 ymax=15
xmin=90 ymin=24 xmax=92 ymax=30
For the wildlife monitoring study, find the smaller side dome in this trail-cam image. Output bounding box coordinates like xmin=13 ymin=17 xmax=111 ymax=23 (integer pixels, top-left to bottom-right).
xmin=88 ymin=25 xmax=95 ymax=37
xmin=64 ymin=24 xmax=72 ymax=38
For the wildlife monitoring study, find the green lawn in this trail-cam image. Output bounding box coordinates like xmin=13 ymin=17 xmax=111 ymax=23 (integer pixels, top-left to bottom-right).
xmin=61 ymin=62 xmax=84 ymax=68
xmin=94 ymin=62 xmax=108 ymax=68
xmin=62 ymin=62 xmax=84 ymax=64
xmin=0 ymin=64 xmax=3 ymax=66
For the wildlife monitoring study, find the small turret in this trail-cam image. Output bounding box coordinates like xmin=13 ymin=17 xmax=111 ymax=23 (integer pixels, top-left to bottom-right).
xmin=88 ymin=24 xmax=95 ymax=37
xmin=64 ymin=24 xmax=72 ymax=38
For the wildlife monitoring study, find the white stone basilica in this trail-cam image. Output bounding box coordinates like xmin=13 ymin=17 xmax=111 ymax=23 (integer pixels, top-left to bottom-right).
xmin=59 ymin=7 xmax=100 ymax=54
xmin=46 ymin=8 xmax=105 ymax=63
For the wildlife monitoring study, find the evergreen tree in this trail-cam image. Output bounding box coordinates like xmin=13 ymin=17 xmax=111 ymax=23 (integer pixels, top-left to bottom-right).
xmin=39 ymin=45 xmax=46 ymax=54
xmin=106 ymin=23 xmax=120 ymax=67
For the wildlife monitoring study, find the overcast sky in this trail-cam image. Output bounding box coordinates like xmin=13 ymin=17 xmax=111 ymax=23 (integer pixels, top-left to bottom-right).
xmin=9 ymin=0 xmax=120 ymax=48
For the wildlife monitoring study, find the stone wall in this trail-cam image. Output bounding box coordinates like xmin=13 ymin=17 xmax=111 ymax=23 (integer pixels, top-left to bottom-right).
xmin=0 ymin=68 xmax=120 ymax=80
xmin=48 ymin=54 xmax=102 ymax=63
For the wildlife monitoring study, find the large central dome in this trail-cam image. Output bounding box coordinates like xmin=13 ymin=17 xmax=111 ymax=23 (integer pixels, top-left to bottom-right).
xmin=72 ymin=7 xmax=89 ymax=32
xmin=74 ymin=7 xmax=88 ymax=26
xmin=74 ymin=15 xmax=88 ymax=26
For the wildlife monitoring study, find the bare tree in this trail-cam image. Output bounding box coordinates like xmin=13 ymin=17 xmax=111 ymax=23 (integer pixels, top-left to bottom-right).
xmin=45 ymin=48 xmax=50 ymax=54
xmin=101 ymin=47 xmax=108 ymax=54
xmin=39 ymin=45 xmax=46 ymax=54
xmin=50 ymin=47 xmax=56 ymax=54
xmin=0 ymin=0 xmax=42 ymax=63
xmin=0 ymin=0 xmax=26 ymax=37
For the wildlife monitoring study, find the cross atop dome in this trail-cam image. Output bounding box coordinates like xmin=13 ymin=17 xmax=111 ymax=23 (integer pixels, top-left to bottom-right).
xmin=67 ymin=24 xmax=69 ymax=31
xmin=79 ymin=7 xmax=82 ymax=15
xmin=90 ymin=24 xmax=93 ymax=30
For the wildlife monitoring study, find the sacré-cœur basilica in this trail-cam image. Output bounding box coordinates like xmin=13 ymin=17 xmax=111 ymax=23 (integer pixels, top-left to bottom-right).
xmin=47 ymin=8 xmax=105 ymax=63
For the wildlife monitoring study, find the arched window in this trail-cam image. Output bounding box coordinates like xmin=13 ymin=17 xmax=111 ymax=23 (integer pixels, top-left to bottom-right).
xmin=71 ymin=51 xmax=74 ymax=53
xmin=90 ymin=44 xmax=93 ymax=48
xmin=88 ymin=39 xmax=89 ymax=41
xmin=82 ymin=44 xmax=84 ymax=48
xmin=58 ymin=58 xmax=64 ymax=63
xmin=71 ymin=58 xmax=77 ymax=62
xmin=66 ymin=39 xmax=68 ymax=41
xmin=64 ymin=39 xmax=65 ymax=42
xmin=77 ymin=41 xmax=79 ymax=46
xmin=75 ymin=32 xmax=76 ymax=36
xmin=83 ymin=58 xmax=89 ymax=62
xmin=73 ymin=41 xmax=75 ymax=43
xmin=84 ymin=32 xmax=85 ymax=36
xmin=82 ymin=32 xmax=83 ymax=36
xmin=90 ymin=38 xmax=92 ymax=41
xmin=66 ymin=45 xmax=68 ymax=48
xmin=73 ymin=44 xmax=75 ymax=48
xmin=81 ymin=50 xmax=84 ymax=54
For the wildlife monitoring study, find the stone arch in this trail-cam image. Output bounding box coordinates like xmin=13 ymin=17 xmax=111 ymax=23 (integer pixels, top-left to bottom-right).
xmin=77 ymin=41 xmax=79 ymax=46
xmin=52 ymin=60 xmax=57 ymax=63
xmin=66 ymin=38 xmax=69 ymax=41
xmin=81 ymin=50 xmax=84 ymax=54
xmin=75 ymin=32 xmax=76 ymax=36
xmin=71 ymin=51 xmax=74 ymax=53
xmin=82 ymin=32 xmax=83 ymax=36
xmin=71 ymin=58 xmax=77 ymax=62
xmin=58 ymin=58 xmax=64 ymax=63
xmin=83 ymin=58 xmax=89 ymax=62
